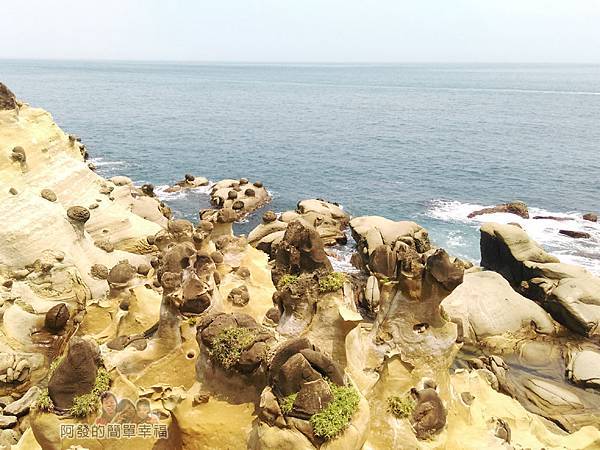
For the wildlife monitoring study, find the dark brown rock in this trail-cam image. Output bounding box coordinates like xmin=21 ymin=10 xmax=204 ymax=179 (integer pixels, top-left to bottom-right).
xmin=273 ymin=221 xmax=332 ymax=284
xmin=137 ymin=263 xmax=151 ymax=276
xmin=266 ymin=307 xmax=281 ymax=323
xmin=0 ymin=83 xmax=17 ymax=110
xmin=44 ymin=303 xmax=69 ymax=333
xmin=228 ymin=190 xmax=238 ymax=200
xmin=559 ymin=229 xmax=591 ymax=239
xmin=298 ymin=349 xmax=344 ymax=386
xmin=107 ymin=262 xmax=136 ymax=285
xmin=227 ymin=286 xmax=250 ymax=306
xmin=468 ymin=201 xmax=529 ymax=219
xmin=583 ymin=213 xmax=598 ymax=223
xmin=269 ymin=338 xmax=312 ymax=387
xmin=238 ymin=341 xmax=267 ymax=373
xmin=411 ymin=387 xmax=447 ymax=439
xmin=426 ymin=248 xmax=465 ymax=291
xmin=277 ymin=353 xmax=321 ymax=396
xmin=369 ymin=245 xmax=397 ymax=278
xmin=291 ymin=379 xmax=333 ymax=418
xmin=245 ymin=188 xmax=256 ymax=197
xmin=48 ymin=338 xmax=100 ymax=409
xmin=141 ymin=184 xmax=155 ymax=197
xmin=533 ymin=215 xmax=572 ymax=221
xmin=232 ymin=200 xmax=245 ymax=210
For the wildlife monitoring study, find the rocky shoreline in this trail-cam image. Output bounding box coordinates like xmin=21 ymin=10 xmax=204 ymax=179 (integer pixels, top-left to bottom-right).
xmin=1 ymin=83 xmax=600 ymax=449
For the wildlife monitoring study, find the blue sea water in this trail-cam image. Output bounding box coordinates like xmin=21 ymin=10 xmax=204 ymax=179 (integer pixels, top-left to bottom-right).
xmin=2 ymin=60 xmax=599 ymax=272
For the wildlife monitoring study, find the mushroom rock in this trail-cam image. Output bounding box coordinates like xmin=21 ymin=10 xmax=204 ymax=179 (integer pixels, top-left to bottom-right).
xmin=66 ymin=206 xmax=90 ymax=238
xmin=107 ymin=261 xmax=137 ymax=289
xmin=44 ymin=303 xmax=70 ymax=333
xmin=0 ymin=82 xmax=17 ymax=110
xmin=468 ymin=201 xmax=529 ymax=219
xmin=47 ymin=337 xmax=100 ymax=409
xmin=167 ymin=219 xmax=195 ymax=241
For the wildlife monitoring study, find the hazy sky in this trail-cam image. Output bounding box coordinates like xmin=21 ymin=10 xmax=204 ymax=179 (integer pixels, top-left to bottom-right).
xmin=3 ymin=0 xmax=600 ymax=62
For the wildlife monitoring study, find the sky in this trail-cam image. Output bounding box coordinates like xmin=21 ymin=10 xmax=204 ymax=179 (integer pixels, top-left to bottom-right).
xmin=3 ymin=0 xmax=600 ymax=63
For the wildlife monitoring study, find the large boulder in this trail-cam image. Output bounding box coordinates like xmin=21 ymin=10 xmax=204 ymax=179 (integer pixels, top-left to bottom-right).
xmin=0 ymin=83 xmax=17 ymax=110
xmin=566 ymin=349 xmax=600 ymax=389
xmin=47 ymin=338 xmax=100 ymax=409
xmin=272 ymin=220 xmax=332 ymax=285
xmin=441 ymin=271 xmax=556 ymax=344
xmin=480 ymin=222 xmax=600 ymax=337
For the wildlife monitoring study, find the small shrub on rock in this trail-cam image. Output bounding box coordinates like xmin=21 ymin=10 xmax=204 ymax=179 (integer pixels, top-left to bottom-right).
xmin=209 ymin=327 xmax=257 ymax=370
xmin=35 ymin=389 xmax=53 ymax=412
xmin=280 ymin=392 xmax=297 ymax=414
xmin=277 ymin=274 xmax=298 ymax=290
xmin=387 ymin=394 xmax=415 ymax=418
xmin=318 ymin=272 xmax=346 ymax=293
xmin=310 ymin=381 xmax=360 ymax=439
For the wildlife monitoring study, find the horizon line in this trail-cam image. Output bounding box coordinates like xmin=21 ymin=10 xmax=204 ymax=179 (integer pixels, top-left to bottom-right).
xmin=1 ymin=57 xmax=600 ymax=66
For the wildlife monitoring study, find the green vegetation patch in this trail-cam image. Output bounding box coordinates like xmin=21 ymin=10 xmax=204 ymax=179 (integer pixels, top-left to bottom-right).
xmin=318 ymin=272 xmax=346 ymax=293
xmin=277 ymin=274 xmax=298 ymax=289
xmin=69 ymin=393 xmax=100 ymax=418
xmin=68 ymin=367 xmax=111 ymax=417
xmin=35 ymin=388 xmax=53 ymax=412
xmin=280 ymin=392 xmax=297 ymax=414
xmin=310 ymin=381 xmax=360 ymax=439
xmin=209 ymin=327 xmax=257 ymax=370
xmin=387 ymin=394 xmax=415 ymax=418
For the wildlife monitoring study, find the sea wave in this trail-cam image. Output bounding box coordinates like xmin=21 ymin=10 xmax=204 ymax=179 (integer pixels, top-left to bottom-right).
xmin=327 ymin=232 xmax=361 ymax=274
xmin=428 ymin=199 xmax=600 ymax=275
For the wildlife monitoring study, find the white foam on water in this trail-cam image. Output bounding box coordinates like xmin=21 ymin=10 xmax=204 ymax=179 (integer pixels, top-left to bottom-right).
xmin=428 ymin=199 xmax=600 ymax=275
xmin=327 ymin=232 xmax=361 ymax=274
xmin=88 ymin=157 xmax=126 ymax=168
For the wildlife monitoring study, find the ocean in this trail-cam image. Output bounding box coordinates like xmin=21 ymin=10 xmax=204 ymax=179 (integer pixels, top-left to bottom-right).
xmin=2 ymin=60 xmax=599 ymax=273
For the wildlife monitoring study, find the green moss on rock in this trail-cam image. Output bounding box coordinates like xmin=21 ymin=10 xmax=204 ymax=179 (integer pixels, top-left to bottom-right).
xmin=310 ymin=381 xmax=360 ymax=439
xmin=35 ymin=388 xmax=53 ymax=412
xmin=209 ymin=327 xmax=257 ymax=370
xmin=280 ymin=392 xmax=297 ymax=414
xmin=387 ymin=394 xmax=415 ymax=418
xmin=277 ymin=274 xmax=298 ymax=289
xmin=318 ymin=272 xmax=346 ymax=293
xmin=69 ymin=393 xmax=100 ymax=418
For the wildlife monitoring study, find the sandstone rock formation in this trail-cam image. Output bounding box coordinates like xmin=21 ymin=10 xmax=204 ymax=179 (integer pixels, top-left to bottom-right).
xmin=2 ymin=84 xmax=600 ymax=450
xmin=480 ymin=222 xmax=600 ymax=336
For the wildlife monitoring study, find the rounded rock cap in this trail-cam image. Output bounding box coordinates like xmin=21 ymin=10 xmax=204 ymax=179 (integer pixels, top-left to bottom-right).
xmin=67 ymin=206 xmax=90 ymax=223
